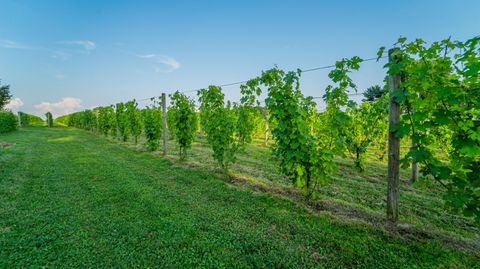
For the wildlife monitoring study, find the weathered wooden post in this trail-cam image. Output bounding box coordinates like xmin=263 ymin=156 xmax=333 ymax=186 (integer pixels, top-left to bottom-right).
xmin=411 ymin=139 xmax=418 ymax=183
xmin=387 ymin=48 xmax=402 ymax=224
xmin=162 ymin=93 xmax=167 ymax=155
xmin=95 ymin=109 xmax=99 ymax=133
xmin=264 ymin=108 xmax=269 ymax=146
xmin=17 ymin=112 xmax=22 ymax=127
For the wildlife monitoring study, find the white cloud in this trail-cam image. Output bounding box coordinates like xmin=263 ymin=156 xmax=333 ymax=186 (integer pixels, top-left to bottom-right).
xmin=137 ymin=54 xmax=180 ymax=72
xmin=0 ymin=39 xmax=34 ymax=50
xmin=60 ymin=40 xmax=96 ymax=52
xmin=5 ymin=98 xmax=24 ymax=112
xmin=0 ymin=39 xmax=93 ymax=60
xmin=34 ymin=97 xmax=82 ymax=117
xmin=138 ymin=54 xmax=156 ymax=59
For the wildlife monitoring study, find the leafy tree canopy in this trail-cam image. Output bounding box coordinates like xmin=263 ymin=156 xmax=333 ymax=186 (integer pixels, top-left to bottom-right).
xmin=0 ymin=81 xmax=12 ymax=110
xmin=362 ymin=85 xmax=386 ymax=102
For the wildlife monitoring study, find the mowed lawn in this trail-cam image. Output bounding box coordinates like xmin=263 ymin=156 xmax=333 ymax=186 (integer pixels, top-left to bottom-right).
xmin=0 ymin=127 xmax=478 ymax=268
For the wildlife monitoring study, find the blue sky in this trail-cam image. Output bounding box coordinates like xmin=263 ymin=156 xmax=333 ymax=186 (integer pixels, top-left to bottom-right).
xmin=1 ymin=0 xmax=479 ymax=117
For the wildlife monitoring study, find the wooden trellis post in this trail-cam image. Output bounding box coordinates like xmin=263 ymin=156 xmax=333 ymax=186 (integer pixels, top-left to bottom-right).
xmin=264 ymin=109 xmax=269 ymax=146
xmin=411 ymin=139 xmax=418 ymax=183
xmin=95 ymin=109 xmax=99 ymax=133
xmin=162 ymin=93 xmax=167 ymax=155
xmin=387 ymin=48 xmax=402 ymax=224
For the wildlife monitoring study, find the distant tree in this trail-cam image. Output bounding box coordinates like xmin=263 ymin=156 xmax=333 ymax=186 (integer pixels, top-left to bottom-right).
xmin=362 ymin=85 xmax=386 ymax=102
xmin=0 ymin=81 xmax=12 ymax=110
xmin=45 ymin=112 xmax=53 ymax=127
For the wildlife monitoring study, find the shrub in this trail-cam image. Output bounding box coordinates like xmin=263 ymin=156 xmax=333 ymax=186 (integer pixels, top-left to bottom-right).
xmin=46 ymin=112 xmax=53 ymax=127
xmin=0 ymin=111 xmax=17 ymax=133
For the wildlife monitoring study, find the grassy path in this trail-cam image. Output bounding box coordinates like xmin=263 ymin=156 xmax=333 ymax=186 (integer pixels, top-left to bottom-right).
xmin=0 ymin=127 xmax=478 ymax=268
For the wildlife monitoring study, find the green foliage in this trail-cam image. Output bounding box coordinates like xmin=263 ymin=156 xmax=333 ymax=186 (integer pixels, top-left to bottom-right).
xmin=19 ymin=112 xmax=29 ymax=127
xmin=320 ymin=56 xmax=363 ymax=156
xmin=251 ymin=106 xmax=267 ymax=139
xmin=0 ymin=111 xmax=17 ymax=133
xmin=55 ymin=109 xmax=97 ymax=131
xmin=166 ymin=108 xmax=176 ymax=140
xmin=196 ymin=84 xmax=256 ymax=170
xmin=362 ymin=85 xmax=387 ymax=102
xmin=233 ymin=105 xmax=253 ymax=146
xmin=109 ymin=109 xmax=117 ymax=137
xmin=0 ymin=81 xmax=12 ymax=110
xmin=198 ymin=86 xmax=238 ymax=171
xmin=317 ymin=57 xmax=389 ymax=174
xmin=115 ymin=103 xmax=128 ymax=141
xmin=237 ymin=80 xmax=263 ymax=146
xmin=126 ymin=100 xmax=142 ymax=144
xmin=53 ymin=115 xmax=68 ymax=126
xmin=98 ymin=106 xmax=115 ymax=136
xmin=56 ymin=110 xmax=96 ymax=130
xmin=45 ymin=112 xmax=53 ymax=127
xmin=170 ymin=91 xmax=197 ymax=160
xmin=18 ymin=112 xmax=44 ymax=127
xmin=346 ymin=96 xmax=388 ymax=171
xmin=56 ymin=114 xmax=73 ymax=127
xmin=241 ymin=68 xmax=331 ymax=195
xmin=84 ymin=109 xmax=97 ymax=131
xmin=72 ymin=112 xmax=84 ymax=128
xmin=382 ymin=36 xmax=480 ymax=221
xmin=142 ymin=98 xmax=162 ymax=151
xmin=266 ymin=69 xmax=327 ymax=194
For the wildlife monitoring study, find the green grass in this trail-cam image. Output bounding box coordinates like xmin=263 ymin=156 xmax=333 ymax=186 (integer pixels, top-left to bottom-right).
xmin=0 ymin=127 xmax=479 ymax=268
xmin=138 ymin=135 xmax=480 ymax=240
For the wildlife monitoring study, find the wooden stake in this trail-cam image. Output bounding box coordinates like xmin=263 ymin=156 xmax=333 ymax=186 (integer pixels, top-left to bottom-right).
xmin=95 ymin=109 xmax=99 ymax=133
xmin=264 ymin=108 xmax=269 ymax=146
xmin=162 ymin=93 xmax=167 ymax=155
xmin=17 ymin=112 xmax=22 ymax=127
xmin=387 ymin=48 xmax=402 ymax=224
xmin=411 ymin=139 xmax=419 ymax=183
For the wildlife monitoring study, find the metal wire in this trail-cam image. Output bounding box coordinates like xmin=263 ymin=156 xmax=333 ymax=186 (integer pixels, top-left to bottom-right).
xmin=117 ymin=55 xmax=387 ymax=104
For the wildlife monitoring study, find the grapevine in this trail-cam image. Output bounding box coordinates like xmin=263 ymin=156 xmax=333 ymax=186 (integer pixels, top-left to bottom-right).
xmin=115 ymin=102 xmax=129 ymax=141
xmin=170 ymin=91 xmax=198 ymax=160
xmin=198 ymin=85 xmax=238 ymax=171
xmin=142 ymin=97 xmax=162 ymax=151
xmin=381 ymin=36 xmax=480 ymax=221
xmin=125 ymin=100 xmax=142 ymax=144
